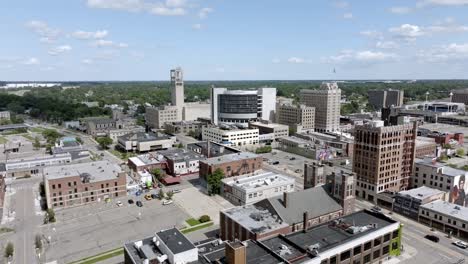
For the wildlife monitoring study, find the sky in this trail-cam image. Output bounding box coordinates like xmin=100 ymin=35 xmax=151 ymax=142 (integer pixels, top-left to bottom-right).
xmin=1 ymin=0 xmax=468 ymax=81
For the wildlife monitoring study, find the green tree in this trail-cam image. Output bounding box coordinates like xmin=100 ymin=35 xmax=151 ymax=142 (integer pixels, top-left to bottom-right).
xmin=456 ymin=148 xmax=465 ymax=156
xmin=443 ymin=143 xmax=453 ymax=150
xmin=166 ymin=191 xmax=174 ymax=200
xmin=42 ymin=129 xmax=61 ymax=144
xmin=256 ymin=146 xmax=272 ymax=154
xmin=177 ymin=143 xmax=184 ymax=148
xmin=151 ymin=168 xmax=165 ymax=181
xmin=39 ymin=182 xmax=45 ymax=198
xmin=33 ymin=136 xmax=41 ymax=150
xmin=44 ymin=208 xmax=56 ymax=224
xmin=35 ymin=234 xmax=43 ymax=250
xmin=206 ymin=168 xmax=225 ymax=195
xmin=96 ymin=137 xmax=113 ymax=150
xmin=4 ymin=242 xmax=14 ymax=258
xmin=199 ymin=215 xmax=211 ymax=223
xmin=75 ymin=136 xmax=83 ymax=144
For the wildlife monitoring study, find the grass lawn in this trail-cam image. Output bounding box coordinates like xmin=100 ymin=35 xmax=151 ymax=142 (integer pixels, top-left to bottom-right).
xmin=186 ymin=218 xmax=201 ymax=226
xmin=0 ymin=136 xmax=7 ymax=144
xmin=181 ymin=222 xmax=214 ymax=234
xmin=68 ymin=247 xmax=123 ymax=264
xmin=21 ymin=134 xmax=35 ymax=141
xmin=30 ymin=127 xmax=45 ymax=133
xmin=109 ymin=149 xmax=136 ymax=161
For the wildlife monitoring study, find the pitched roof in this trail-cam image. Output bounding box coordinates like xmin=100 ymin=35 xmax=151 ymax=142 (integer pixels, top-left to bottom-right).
xmin=256 ymin=187 xmax=342 ymax=224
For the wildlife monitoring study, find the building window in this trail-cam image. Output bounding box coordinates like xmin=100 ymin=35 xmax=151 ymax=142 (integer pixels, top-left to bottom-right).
xmin=330 ymin=256 xmax=337 ymax=264
xmin=373 ymin=250 xmax=380 ymax=259
xmin=374 ymin=238 xmax=381 ymax=246
xmin=52 ymin=184 xmax=56 ymax=190
xmin=363 ymin=254 xmax=371 ymax=263
xmin=383 ymin=245 xmax=390 ymax=255
xmin=392 ymin=230 xmax=399 ymax=239
xmin=364 ymin=241 xmax=372 ymax=251
xmin=354 ymin=245 xmax=361 ymax=255
xmin=340 ymin=250 xmax=350 ymax=260
xmin=384 ymin=233 xmax=390 ymax=242
xmin=68 ymin=182 xmax=71 ymax=187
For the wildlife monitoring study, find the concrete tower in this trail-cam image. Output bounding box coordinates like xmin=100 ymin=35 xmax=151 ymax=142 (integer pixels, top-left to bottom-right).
xmin=170 ymin=67 xmax=184 ymax=121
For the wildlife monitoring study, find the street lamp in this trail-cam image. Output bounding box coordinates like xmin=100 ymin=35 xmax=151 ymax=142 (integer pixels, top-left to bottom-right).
xmin=450 ymin=92 xmax=454 ymax=102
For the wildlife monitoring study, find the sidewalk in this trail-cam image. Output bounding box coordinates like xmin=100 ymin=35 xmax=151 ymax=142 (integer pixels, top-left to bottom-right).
xmin=1 ymin=180 xmax=16 ymax=225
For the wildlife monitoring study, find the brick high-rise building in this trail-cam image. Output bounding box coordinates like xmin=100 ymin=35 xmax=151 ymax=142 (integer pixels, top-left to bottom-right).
xmin=300 ymin=82 xmax=341 ymax=133
xmin=353 ymin=120 xmax=417 ymax=203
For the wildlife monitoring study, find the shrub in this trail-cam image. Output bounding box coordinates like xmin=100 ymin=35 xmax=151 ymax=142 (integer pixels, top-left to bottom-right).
xmin=199 ymin=215 xmax=211 ymax=223
xmin=35 ymin=234 xmax=43 ymax=250
xmin=4 ymin=242 xmax=14 ymax=258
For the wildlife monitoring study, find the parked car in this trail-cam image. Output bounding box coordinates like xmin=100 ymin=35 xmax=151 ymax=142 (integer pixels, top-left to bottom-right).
xmin=294 ymin=169 xmax=302 ymax=173
xmin=116 ymin=201 xmax=123 ymax=207
xmin=136 ymin=201 xmax=143 ymax=207
xmin=272 ymin=161 xmax=280 ymax=165
xmin=162 ymin=200 xmax=173 ymax=205
xmin=144 ymin=194 xmax=152 ymax=200
xmin=453 ymin=241 xmax=468 ymax=249
xmin=371 ymin=206 xmax=382 ymax=213
xmin=290 ymin=157 xmax=296 ymax=160
xmin=151 ymin=194 xmax=159 ymax=199
xmin=425 ymin=235 xmax=440 ymax=243
xmin=135 ymin=190 xmax=142 ymax=196
xmin=128 ymin=199 xmax=134 ymax=204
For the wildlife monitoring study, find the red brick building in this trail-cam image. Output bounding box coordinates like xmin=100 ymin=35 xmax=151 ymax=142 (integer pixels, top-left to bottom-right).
xmin=199 ymin=152 xmax=262 ymax=182
xmin=44 ymin=161 xmax=127 ymax=209
xmin=428 ymin=132 xmax=464 ymax=145
xmin=415 ymin=136 xmax=437 ymax=158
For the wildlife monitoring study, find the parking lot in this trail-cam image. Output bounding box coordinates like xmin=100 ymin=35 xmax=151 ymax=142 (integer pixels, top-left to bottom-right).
xmin=41 ymin=189 xmax=190 ymax=264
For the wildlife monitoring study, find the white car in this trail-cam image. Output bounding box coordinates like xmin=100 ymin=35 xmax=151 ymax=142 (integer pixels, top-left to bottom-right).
xmin=162 ymin=200 xmax=173 ymax=206
xmin=116 ymin=201 xmax=123 ymax=207
xmin=453 ymin=241 xmax=468 ymax=249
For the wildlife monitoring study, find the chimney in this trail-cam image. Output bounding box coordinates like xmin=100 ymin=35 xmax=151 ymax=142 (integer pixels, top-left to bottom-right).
xmin=225 ymin=241 xmax=246 ymax=264
xmin=303 ymin=211 xmax=309 ymax=232
xmin=283 ymin=192 xmax=288 ymax=208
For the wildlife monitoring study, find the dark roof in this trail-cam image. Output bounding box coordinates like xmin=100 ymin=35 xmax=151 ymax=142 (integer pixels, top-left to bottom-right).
xmin=157 ymin=228 xmax=196 ymax=254
xmin=255 ymin=187 xmax=342 ymax=224
xmin=0 ymin=163 xmax=5 ymax=172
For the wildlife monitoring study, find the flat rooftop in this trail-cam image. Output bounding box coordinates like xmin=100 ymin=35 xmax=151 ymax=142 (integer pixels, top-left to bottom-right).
xmin=279 ymin=136 xmax=311 ymax=145
xmin=222 ymin=171 xmax=295 ymax=192
xmin=158 ymin=148 xmax=204 ymax=162
xmin=261 ymin=210 xmax=398 ymax=259
xmin=415 ymin=158 xmax=467 ymax=177
xmin=416 ymin=136 xmax=436 ymax=147
xmin=202 ymin=152 xmax=259 ymax=166
xmin=421 ymin=200 xmax=468 ymax=222
xmin=397 ymin=186 xmax=445 ymax=200
xmin=223 ymin=204 xmax=289 ymax=234
xmin=44 ymin=160 xmax=123 ymax=182
xmin=119 ymin=132 xmax=172 ymax=142
xmin=130 ymin=152 xmax=166 ymax=167
xmin=250 ymin=122 xmax=288 ymax=129
xmin=156 ymin=228 xmax=196 ymax=254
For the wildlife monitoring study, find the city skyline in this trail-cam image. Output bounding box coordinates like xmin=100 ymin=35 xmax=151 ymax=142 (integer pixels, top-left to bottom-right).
xmin=1 ymin=0 xmax=468 ymax=81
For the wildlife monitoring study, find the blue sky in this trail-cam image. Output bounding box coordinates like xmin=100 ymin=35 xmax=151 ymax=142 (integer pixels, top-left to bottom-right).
xmin=1 ymin=0 xmax=468 ymax=81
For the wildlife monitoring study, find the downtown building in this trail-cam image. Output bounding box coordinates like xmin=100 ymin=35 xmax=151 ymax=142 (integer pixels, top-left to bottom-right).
xmin=300 ymin=82 xmax=341 ymax=133
xmin=211 ymin=87 xmax=276 ymax=127
xmin=368 ymin=89 xmax=404 ymax=110
xmin=353 ymin=120 xmax=417 ymax=205
xmin=276 ymin=102 xmax=315 ymax=132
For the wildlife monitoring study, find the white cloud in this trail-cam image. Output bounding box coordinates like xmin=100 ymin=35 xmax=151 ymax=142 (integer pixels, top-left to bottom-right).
xmin=48 ymin=45 xmax=72 ymax=56
xmin=424 ymin=0 xmax=468 ymax=5
xmin=92 ymin=39 xmax=128 ymax=48
xmin=87 ymin=0 xmax=189 ymax=16
xmin=82 ymin=59 xmax=94 ymax=64
xmin=23 ymin=57 xmax=40 ymax=65
xmin=287 ymin=57 xmax=305 ymax=64
xmin=192 ymin=23 xmax=202 ymax=30
xmin=376 ymin=41 xmax=399 ymax=49
xmin=41 ymin=66 xmax=55 ymax=71
xmin=215 ymin=67 xmax=225 ymax=73
xmin=333 ymin=1 xmax=349 ymax=8
xmin=26 ymin=20 xmax=60 ymax=43
xmin=389 ymin=6 xmax=411 ymax=14
xmin=360 ymin=30 xmax=383 ymax=39
xmin=325 ymin=50 xmax=397 ymax=64
xmin=418 ymin=43 xmax=468 ymax=62
xmin=72 ymin=30 xmax=108 ymax=39
xmin=343 ymin=13 xmax=353 ymax=19
xmin=389 ymin=24 xmax=425 ymax=40
xmin=198 ymin=7 xmax=213 ymax=19
xmin=427 ymin=24 xmax=468 ymax=33
xmin=272 ymin=58 xmax=281 ymax=64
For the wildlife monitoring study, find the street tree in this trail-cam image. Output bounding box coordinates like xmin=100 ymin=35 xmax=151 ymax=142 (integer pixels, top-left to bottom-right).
xmin=97 ymin=137 xmax=113 ymax=150
xmin=4 ymin=242 xmax=13 ymax=258
xmin=207 ymin=168 xmax=225 ymax=195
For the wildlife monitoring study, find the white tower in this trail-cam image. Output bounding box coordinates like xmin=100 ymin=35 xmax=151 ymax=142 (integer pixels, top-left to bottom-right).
xmin=170 ymin=67 xmax=184 ymax=121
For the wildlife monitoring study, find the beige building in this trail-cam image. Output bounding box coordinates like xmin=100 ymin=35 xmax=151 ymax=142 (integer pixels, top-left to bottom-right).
xmin=300 ymin=82 xmax=341 ymax=133
xmin=353 ymin=121 xmax=417 ymax=203
xmin=145 ymin=105 xmax=179 ymax=129
xmin=0 ymin=111 xmax=10 ymax=121
xmin=171 ymin=67 xmax=185 ymax=121
xmin=276 ymin=103 xmax=315 ymax=132
xmin=248 ymin=121 xmax=288 ymax=142
xmin=202 ymin=127 xmax=259 ymax=147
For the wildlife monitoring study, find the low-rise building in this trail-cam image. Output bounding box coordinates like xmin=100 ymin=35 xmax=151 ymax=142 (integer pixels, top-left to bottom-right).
xmin=128 ymin=152 xmax=167 ymax=173
xmin=221 ymin=172 xmax=296 ymax=205
xmin=164 ymin=120 xmax=213 ymax=135
xmin=248 ymin=121 xmax=289 ymax=143
xmin=158 ymin=148 xmax=204 ymax=176
xmin=412 ymin=157 xmax=468 ymax=207
xmin=415 ymin=136 xmax=438 ymax=158
xmin=393 ymin=186 xmax=446 ymax=219
xmin=44 ymin=161 xmax=126 ymax=209
xmin=0 ymin=111 xmax=11 ymax=120
xmin=419 ymin=200 xmax=468 ymax=239
xmin=52 ymin=137 xmax=90 ymax=160
xmin=108 ymin=126 xmax=146 ymax=143
xmin=85 ymin=118 xmax=116 ymax=136
xmin=199 ymin=152 xmax=262 ymax=183
xmin=1 ymin=153 xmax=72 ymax=178
xmin=145 ymin=106 xmax=179 ymax=129
xmin=186 ymin=141 xmax=240 ymax=158
xmin=124 ymin=228 xmax=198 ymax=264
xmin=220 ymin=187 xmax=344 ymax=241
xmin=202 ymin=127 xmax=259 ymax=147
xmin=118 ymin=132 xmax=176 ymax=153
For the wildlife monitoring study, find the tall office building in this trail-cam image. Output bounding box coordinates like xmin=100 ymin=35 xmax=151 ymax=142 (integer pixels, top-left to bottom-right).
xmin=276 ymin=103 xmax=315 ymax=132
xmin=300 ymin=82 xmax=341 ymax=133
xmin=211 ymin=87 xmax=276 ymax=127
xmin=353 ymin=120 xmax=417 ymax=203
xmin=170 ymin=67 xmax=184 ymax=121
xmin=368 ymin=89 xmax=404 ymax=110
